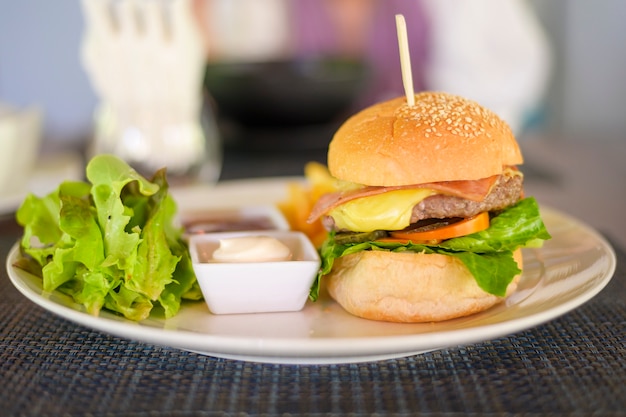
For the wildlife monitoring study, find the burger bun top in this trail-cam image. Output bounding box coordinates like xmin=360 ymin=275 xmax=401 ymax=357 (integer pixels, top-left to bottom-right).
xmin=328 ymin=92 xmax=523 ymax=186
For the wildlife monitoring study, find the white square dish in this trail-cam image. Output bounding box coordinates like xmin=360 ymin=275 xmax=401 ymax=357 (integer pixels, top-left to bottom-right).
xmin=188 ymin=230 xmax=320 ymax=314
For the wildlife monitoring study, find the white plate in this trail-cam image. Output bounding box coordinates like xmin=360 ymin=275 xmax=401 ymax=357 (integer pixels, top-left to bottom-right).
xmin=6 ymin=178 xmax=616 ymax=364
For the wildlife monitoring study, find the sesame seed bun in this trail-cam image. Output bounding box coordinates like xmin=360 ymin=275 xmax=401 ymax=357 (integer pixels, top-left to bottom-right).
xmin=328 ymin=92 xmax=523 ymax=186
xmin=326 ymin=249 xmax=523 ymax=323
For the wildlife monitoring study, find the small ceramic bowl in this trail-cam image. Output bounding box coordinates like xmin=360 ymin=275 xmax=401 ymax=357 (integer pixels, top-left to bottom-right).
xmin=181 ymin=205 xmax=290 ymax=237
xmin=188 ymin=230 xmax=320 ymax=315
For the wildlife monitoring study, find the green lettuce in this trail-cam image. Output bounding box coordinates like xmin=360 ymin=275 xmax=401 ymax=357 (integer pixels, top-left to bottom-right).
xmin=311 ymin=197 xmax=551 ymax=301
xmin=15 ymin=154 xmax=200 ymax=321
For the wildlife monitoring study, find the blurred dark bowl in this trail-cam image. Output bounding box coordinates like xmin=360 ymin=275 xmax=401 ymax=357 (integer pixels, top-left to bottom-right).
xmin=203 ymin=58 xmax=370 ymax=129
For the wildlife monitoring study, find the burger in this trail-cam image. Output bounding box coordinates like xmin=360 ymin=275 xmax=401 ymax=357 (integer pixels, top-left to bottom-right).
xmin=307 ymin=91 xmax=551 ymax=323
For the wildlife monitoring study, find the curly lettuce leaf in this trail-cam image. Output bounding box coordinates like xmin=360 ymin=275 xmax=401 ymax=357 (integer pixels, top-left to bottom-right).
xmin=439 ymin=197 xmax=551 ymax=252
xmin=312 ymin=197 xmax=551 ymax=301
xmin=15 ymin=154 xmax=197 ymax=321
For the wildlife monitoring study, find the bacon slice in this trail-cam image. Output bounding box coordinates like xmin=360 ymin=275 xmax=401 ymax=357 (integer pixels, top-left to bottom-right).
xmin=307 ymin=175 xmax=500 ymax=223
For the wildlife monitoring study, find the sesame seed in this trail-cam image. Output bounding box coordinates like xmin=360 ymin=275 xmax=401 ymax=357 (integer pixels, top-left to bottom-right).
xmin=392 ymin=91 xmax=508 ymax=141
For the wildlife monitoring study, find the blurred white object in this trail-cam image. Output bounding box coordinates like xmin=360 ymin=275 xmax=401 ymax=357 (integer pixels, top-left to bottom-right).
xmin=421 ymin=0 xmax=552 ymax=135
xmin=197 ymin=0 xmax=291 ymax=62
xmin=80 ymin=0 xmax=220 ymax=182
xmin=0 ymin=104 xmax=42 ymax=196
xmin=0 ymin=151 xmax=84 ymax=215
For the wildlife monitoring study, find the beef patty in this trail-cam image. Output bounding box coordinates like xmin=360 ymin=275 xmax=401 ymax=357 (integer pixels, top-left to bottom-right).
xmin=323 ymin=174 xmax=524 ymax=232
xmin=410 ymin=174 xmax=523 ymax=222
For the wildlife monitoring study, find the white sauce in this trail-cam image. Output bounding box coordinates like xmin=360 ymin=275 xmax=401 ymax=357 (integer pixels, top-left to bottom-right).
xmin=212 ymin=236 xmax=292 ymax=263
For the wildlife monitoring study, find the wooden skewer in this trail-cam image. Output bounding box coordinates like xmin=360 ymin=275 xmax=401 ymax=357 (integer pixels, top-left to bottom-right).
xmin=395 ymin=14 xmax=415 ymax=106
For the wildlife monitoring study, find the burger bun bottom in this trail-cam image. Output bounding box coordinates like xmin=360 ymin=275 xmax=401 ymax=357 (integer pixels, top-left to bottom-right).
xmin=326 ymin=249 xmax=523 ymax=323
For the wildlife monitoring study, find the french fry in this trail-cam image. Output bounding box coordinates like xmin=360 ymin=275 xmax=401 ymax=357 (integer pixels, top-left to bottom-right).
xmin=277 ymin=162 xmax=336 ymax=248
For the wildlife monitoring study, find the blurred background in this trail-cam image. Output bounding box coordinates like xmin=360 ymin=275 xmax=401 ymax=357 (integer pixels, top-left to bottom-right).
xmin=1 ymin=0 xmax=625 ymax=161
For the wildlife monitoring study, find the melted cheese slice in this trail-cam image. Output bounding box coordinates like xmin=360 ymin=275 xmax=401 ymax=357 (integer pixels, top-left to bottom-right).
xmin=328 ymin=188 xmax=436 ymax=232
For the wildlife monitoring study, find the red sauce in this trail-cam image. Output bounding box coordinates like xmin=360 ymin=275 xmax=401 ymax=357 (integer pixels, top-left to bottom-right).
xmin=183 ymin=213 xmax=277 ymax=234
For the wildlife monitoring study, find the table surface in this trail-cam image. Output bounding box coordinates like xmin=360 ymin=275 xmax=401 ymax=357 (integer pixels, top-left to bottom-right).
xmin=1 ymin=137 xmax=625 ymax=417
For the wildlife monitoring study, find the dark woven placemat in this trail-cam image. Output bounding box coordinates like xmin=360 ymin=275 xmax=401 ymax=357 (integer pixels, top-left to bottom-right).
xmin=1 ymin=233 xmax=624 ymax=417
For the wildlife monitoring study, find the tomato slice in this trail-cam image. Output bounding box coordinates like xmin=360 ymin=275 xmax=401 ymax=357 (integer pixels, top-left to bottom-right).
xmin=387 ymin=212 xmax=490 ymax=243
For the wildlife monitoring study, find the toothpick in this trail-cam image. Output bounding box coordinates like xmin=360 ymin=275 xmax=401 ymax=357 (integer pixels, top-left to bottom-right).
xmin=395 ymin=14 xmax=414 ymax=106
